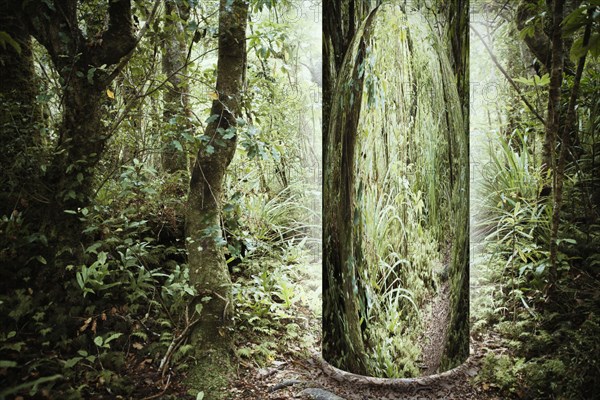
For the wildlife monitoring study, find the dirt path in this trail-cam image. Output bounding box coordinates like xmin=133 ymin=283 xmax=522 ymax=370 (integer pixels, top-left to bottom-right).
xmin=420 ymin=280 xmax=451 ymax=375
xmin=231 ymin=337 xmax=501 ymax=399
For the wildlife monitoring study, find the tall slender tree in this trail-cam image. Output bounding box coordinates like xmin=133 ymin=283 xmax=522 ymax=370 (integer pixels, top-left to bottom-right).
xmin=545 ymin=0 xmax=564 ymax=278
xmin=323 ymin=2 xmax=378 ymax=375
xmin=161 ymin=0 xmax=191 ymax=173
xmin=185 ymin=0 xmax=248 ymax=395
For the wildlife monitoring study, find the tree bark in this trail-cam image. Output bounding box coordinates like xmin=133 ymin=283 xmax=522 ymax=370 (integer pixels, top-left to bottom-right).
xmin=22 ymin=0 xmax=137 ymax=245
xmin=323 ymin=0 xmax=374 ymax=164
xmin=516 ymin=0 xmax=553 ymax=73
xmin=544 ymin=0 xmax=564 ymax=278
xmin=323 ymin=6 xmax=378 ymax=375
xmin=550 ymin=5 xmax=593 ymax=277
xmin=184 ymin=0 xmax=248 ymax=395
xmin=161 ymin=0 xmax=191 ymax=173
xmin=0 ymin=0 xmax=41 ymax=216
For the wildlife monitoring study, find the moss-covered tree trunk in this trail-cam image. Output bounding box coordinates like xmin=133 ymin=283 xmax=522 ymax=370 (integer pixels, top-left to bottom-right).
xmin=323 ymin=0 xmax=374 ymax=163
xmin=161 ymin=0 xmax=191 ymax=173
xmin=185 ymin=0 xmax=248 ymax=396
xmin=323 ymin=7 xmax=378 ymax=376
xmin=0 ymin=0 xmax=41 ymax=216
xmin=21 ymin=0 xmax=137 ymax=248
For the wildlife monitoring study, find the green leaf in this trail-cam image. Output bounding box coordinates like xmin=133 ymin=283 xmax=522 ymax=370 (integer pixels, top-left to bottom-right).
xmin=205 ymin=114 xmax=219 ymax=124
xmin=0 ymin=360 xmax=17 ymax=368
xmin=196 ymin=392 xmax=205 ymax=400
xmin=76 ymin=272 xmax=85 ymax=290
xmin=236 ymin=347 xmax=253 ymax=358
xmin=63 ymin=357 xmax=83 ymax=369
xmin=97 ymin=252 xmax=107 ymax=265
xmin=0 ymin=31 xmax=21 ymax=53
xmin=104 ymin=332 xmax=123 ymax=345
xmin=93 ymin=336 xmax=103 ymax=347
xmin=172 ymin=140 xmax=183 ymax=151
xmin=85 ymin=242 xmax=102 ymax=254
xmin=36 ymin=256 xmax=47 ymax=265
xmin=222 ymin=127 xmax=236 ymax=139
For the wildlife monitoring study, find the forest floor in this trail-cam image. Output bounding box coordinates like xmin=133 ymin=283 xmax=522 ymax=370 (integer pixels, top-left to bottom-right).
xmin=420 ymin=280 xmax=451 ymax=376
xmin=226 ymin=260 xmax=506 ymax=400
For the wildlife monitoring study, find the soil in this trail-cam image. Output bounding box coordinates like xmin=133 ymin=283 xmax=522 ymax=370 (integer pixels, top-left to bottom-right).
xmin=420 ymin=280 xmax=451 ymax=375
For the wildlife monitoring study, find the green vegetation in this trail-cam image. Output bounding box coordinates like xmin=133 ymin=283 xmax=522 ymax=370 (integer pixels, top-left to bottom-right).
xmin=471 ymin=1 xmax=600 ymax=398
xmin=0 ymin=0 xmax=320 ymax=398
xmin=323 ymin=3 xmax=469 ymax=377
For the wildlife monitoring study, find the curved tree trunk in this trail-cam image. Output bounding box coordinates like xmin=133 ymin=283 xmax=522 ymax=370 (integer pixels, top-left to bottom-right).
xmin=323 ymin=7 xmax=378 ymax=375
xmin=323 ymin=0 xmax=374 ymax=164
xmin=185 ymin=0 xmax=248 ymax=396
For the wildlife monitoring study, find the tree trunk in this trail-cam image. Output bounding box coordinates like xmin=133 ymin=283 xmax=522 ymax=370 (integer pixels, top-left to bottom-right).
xmin=185 ymin=0 xmax=248 ymax=396
xmin=323 ymin=0 xmax=374 ymax=165
xmin=0 ymin=0 xmax=41 ymax=216
xmin=323 ymin=7 xmax=378 ymax=375
xmin=22 ymin=0 xmax=137 ymax=248
xmin=46 ymin=79 xmax=106 ymax=235
xmin=550 ymin=5 xmax=592 ymax=277
xmin=544 ymin=0 xmax=564 ymax=279
xmin=161 ymin=0 xmax=191 ymax=173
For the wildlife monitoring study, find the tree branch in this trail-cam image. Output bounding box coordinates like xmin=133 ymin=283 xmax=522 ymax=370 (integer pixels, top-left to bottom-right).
xmin=88 ymin=0 xmax=137 ymax=66
xmin=24 ymin=0 xmax=83 ymax=69
xmin=106 ymin=0 xmax=162 ymax=83
xmin=471 ymin=25 xmax=546 ymax=125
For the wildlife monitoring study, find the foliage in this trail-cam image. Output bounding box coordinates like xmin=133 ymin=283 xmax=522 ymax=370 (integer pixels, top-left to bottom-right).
xmin=339 ymin=6 xmax=468 ymax=377
xmin=0 ymin=156 xmax=194 ymax=398
xmin=0 ymin=0 xmax=320 ymax=397
xmin=472 ymin=12 xmax=600 ymax=395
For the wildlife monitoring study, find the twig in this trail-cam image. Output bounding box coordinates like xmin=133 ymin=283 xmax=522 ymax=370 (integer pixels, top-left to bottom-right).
xmin=268 ymin=379 xmax=304 ymax=392
xmin=106 ymin=47 xmax=218 ymax=138
xmin=140 ymin=373 xmax=172 ymax=400
xmin=470 ymin=25 xmax=546 ymax=126
xmin=159 ymin=317 xmax=202 ymax=377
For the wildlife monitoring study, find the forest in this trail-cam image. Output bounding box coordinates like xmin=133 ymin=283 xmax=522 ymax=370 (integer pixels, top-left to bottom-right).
xmin=0 ymin=0 xmax=599 ymax=399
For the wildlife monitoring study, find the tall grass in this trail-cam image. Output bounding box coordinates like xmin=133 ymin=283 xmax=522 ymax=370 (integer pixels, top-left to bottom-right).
xmin=476 ymin=131 xmax=550 ymax=318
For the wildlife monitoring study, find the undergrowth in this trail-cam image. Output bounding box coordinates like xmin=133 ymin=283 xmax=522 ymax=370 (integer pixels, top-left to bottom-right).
xmin=473 ymin=131 xmax=600 ymax=399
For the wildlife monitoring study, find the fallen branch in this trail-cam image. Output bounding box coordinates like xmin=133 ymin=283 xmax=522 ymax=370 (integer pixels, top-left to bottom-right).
xmin=159 ymin=316 xmax=201 ymax=378
xmin=268 ymin=379 xmax=304 ymax=392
